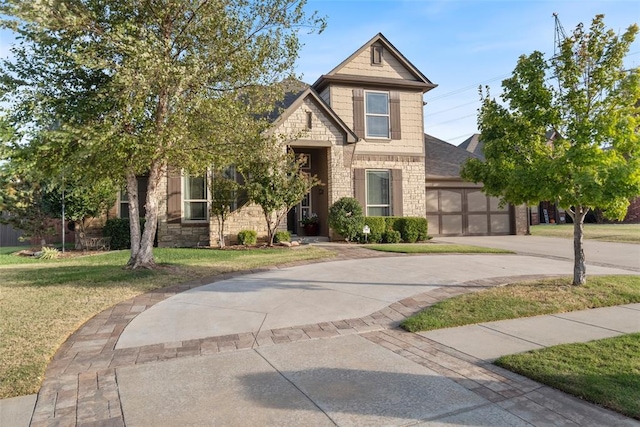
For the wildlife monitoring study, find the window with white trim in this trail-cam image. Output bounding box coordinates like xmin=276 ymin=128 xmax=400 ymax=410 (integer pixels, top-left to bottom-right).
xmin=118 ymin=190 xmax=129 ymax=219
xmin=183 ymin=173 xmax=209 ymax=221
xmin=366 ymin=170 xmax=391 ymax=216
xmin=365 ymin=91 xmax=390 ymax=139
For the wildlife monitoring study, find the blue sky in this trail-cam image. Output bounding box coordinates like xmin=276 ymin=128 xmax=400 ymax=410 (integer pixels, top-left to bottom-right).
xmin=0 ymin=1 xmax=637 ymax=145
xmin=296 ymin=0 xmax=640 ymax=144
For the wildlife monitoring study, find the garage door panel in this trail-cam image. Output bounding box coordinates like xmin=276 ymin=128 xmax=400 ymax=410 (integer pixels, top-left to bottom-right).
xmin=426 ymin=190 xmax=439 ymax=213
xmin=490 ymin=196 xmax=509 ymax=212
xmin=442 ymin=215 xmax=463 ymax=235
xmin=426 ymin=215 xmax=440 ymax=234
xmin=467 ymin=191 xmax=487 ymax=212
xmin=440 ymin=190 xmax=462 ymax=213
xmin=468 ymin=214 xmax=488 ymax=234
xmin=490 ymin=214 xmax=510 ymax=233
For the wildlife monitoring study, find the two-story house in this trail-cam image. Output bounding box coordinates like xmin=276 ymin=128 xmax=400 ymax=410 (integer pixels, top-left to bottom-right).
xmin=143 ymin=33 xmax=434 ymax=246
xmin=118 ymin=33 xmax=527 ymax=247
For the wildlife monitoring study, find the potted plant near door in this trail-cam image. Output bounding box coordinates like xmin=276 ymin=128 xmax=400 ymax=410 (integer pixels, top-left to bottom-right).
xmin=300 ymin=213 xmax=320 ymax=236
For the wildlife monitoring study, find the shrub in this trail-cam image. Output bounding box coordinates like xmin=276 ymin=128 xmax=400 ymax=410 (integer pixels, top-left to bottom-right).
xmin=237 ymin=229 xmax=257 ymax=245
xmin=328 ymin=197 xmax=364 ymax=242
xmin=396 ymin=217 xmax=428 ymax=243
xmin=274 ymin=230 xmax=291 ymax=243
xmin=35 ymin=246 xmax=59 ymax=260
xmin=382 ymin=229 xmax=401 ymax=243
xmin=103 ymin=218 xmax=146 ymax=250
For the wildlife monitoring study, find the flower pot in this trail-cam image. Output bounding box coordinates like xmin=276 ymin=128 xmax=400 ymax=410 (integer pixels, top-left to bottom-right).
xmin=303 ymin=223 xmax=319 ymax=236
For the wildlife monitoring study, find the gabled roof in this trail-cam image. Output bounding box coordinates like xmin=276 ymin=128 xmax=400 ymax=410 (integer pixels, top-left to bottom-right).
xmin=312 ymin=33 xmax=437 ymax=93
xmin=458 ymin=134 xmax=484 ymax=160
xmin=425 ymin=134 xmax=482 ymax=178
xmin=271 ymin=87 xmax=359 ymax=143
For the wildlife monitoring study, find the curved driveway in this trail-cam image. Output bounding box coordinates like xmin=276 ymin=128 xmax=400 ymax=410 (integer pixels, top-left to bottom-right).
xmin=117 ymin=248 xmax=636 ymax=349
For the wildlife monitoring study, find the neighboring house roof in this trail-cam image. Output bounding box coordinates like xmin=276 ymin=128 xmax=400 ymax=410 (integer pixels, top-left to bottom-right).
xmin=425 ymin=133 xmax=482 ymax=178
xmin=312 ymin=33 xmax=437 ymax=93
xmin=458 ymin=133 xmax=484 ymax=160
xmin=270 ymin=87 xmax=359 ymax=144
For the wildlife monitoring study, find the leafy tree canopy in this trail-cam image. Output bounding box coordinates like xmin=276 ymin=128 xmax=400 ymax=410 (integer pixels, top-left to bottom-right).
xmin=462 ymin=15 xmax=639 ymax=285
xmin=0 ymin=0 xmax=325 ymax=267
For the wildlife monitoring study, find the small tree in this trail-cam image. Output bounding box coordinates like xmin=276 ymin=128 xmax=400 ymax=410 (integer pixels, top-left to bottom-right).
xmin=462 ymin=15 xmax=640 ymax=285
xmin=328 ymin=197 xmax=365 ymax=242
xmin=241 ymin=147 xmax=320 ymax=246
xmin=43 ymin=179 xmax=118 ymax=237
xmin=209 ymin=167 xmax=243 ymax=248
xmin=0 ymin=172 xmax=55 ymax=244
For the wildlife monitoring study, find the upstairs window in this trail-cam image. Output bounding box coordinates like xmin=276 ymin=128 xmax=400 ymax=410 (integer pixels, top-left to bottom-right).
xmin=183 ymin=173 xmax=208 ymax=221
xmin=365 ymin=91 xmax=390 ymax=139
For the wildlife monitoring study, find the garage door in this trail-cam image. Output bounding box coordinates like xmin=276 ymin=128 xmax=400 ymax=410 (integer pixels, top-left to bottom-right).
xmin=426 ymin=188 xmax=511 ymax=236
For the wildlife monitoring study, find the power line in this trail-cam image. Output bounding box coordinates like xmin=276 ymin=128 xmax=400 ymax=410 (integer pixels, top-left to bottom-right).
xmin=427 ymin=99 xmax=479 ymax=117
xmin=427 ymin=113 xmax=477 ymax=128
xmin=426 ymin=73 xmax=511 ymax=102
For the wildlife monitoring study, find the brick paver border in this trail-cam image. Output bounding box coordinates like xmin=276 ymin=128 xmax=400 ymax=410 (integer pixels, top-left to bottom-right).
xmin=28 ymin=245 xmax=569 ymax=426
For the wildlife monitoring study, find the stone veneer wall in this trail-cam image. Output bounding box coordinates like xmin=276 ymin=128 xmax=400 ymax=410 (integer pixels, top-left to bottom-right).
xmin=208 ymin=203 xmax=283 ymax=246
xmin=351 ymin=153 xmax=426 ymax=218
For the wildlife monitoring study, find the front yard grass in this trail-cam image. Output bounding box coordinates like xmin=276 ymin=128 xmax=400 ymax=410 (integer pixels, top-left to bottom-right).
xmin=530 ymin=223 xmax=640 ymax=244
xmin=496 ymin=333 xmax=640 ymax=420
xmin=365 ymin=243 xmax=512 ymax=254
xmin=0 ymin=246 xmax=335 ymax=399
xmin=401 ymin=275 xmax=640 ymax=332
xmin=402 ymin=275 xmax=640 ymax=420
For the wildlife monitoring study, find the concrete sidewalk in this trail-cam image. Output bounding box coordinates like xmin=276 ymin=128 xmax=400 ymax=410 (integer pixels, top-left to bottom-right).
xmin=3 ymin=241 xmax=640 ymax=426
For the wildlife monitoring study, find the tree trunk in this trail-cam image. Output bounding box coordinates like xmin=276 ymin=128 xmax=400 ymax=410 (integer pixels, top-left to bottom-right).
xmin=217 ymin=215 xmax=225 ymax=248
xmin=128 ymin=160 xmax=166 ymax=269
xmin=573 ymin=206 xmax=588 ymax=286
xmin=125 ymin=170 xmax=141 ymax=264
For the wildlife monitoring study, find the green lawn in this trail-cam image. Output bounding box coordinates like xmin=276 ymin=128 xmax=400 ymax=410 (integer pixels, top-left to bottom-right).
xmin=0 ymin=246 xmax=335 ymax=399
xmin=401 ymin=275 xmax=640 ymax=332
xmin=496 ymin=334 xmax=640 ymax=420
xmin=365 ymin=243 xmax=512 ymax=254
xmin=530 ymin=223 xmax=640 ymax=243
xmin=401 ymin=275 xmax=640 ymax=420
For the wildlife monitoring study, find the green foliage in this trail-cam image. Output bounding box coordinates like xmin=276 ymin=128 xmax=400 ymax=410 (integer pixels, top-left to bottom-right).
xmin=35 ymin=246 xmax=59 ymax=260
xmin=103 ymin=218 xmax=145 ymax=250
xmin=0 ymin=0 xmax=326 ymax=267
xmin=274 ymin=230 xmax=291 ymax=243
xmin=357 ymin=216 xmax=428 ymax=243
xmin=241 ymin=145 xmax=320 ymax=246
xmin=237 ymin=230 xmax=257 ymax=246
xmin=461 ymin=15 xmax=640 ymax=285
xmin=382 ymin=229 xmax=401 ymax=243
xmin=395 ymin=217 xmax=428 ymax=243
xmin=328 ymin=197 xmax=365 ymax=242
xmin=362 ymin=216 xmax=386 ymax=243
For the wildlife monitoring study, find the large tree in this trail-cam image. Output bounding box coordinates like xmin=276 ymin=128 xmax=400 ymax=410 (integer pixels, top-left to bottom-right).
xmin=462 ymin=15 xmax=640 ymax=285
xmin=0 ymin=0 xmax=325 ymax=268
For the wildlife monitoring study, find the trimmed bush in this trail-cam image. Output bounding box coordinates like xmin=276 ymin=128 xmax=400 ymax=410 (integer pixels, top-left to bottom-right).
xmin=103 ymin=218 xmax=146 ymax=250
xmin=382 ymin=229 xmax=401 ymax=243
xmin=237 ymin=229 xmax=257 ymax=245
xmin=396 ymin=217 xmax=428 ymax=243
xmin=274 ymin=230 xmax=291 ymax=243
xmin=328 ymin=197 xmax=365 ymax=242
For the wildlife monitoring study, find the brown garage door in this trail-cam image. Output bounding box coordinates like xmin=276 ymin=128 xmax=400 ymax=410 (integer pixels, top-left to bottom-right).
xmin=426 ymin=188 xmax=511 ymax=236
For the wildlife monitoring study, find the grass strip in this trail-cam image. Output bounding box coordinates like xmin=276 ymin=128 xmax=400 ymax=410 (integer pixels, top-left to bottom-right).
xmin=496 ymin=333 xmax=640 ymax=420
xmin=365 ymin=243 xmax=512 ymax=254
xmin=0 ymin=246 xmax=334 ymax=399
xmin=530 ymin=224 xmax=640 ymax=244
xmin=401 ymin=276 xmax=640 ymax=332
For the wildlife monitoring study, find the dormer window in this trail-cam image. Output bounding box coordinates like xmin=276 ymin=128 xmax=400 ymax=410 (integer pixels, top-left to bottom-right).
xmin=371 ymin=45 xmax=383 ymax=65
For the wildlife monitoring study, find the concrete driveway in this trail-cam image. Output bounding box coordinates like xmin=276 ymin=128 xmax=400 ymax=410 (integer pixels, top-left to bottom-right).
xmin=6 ymin=237 xmax=640 ymax=427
